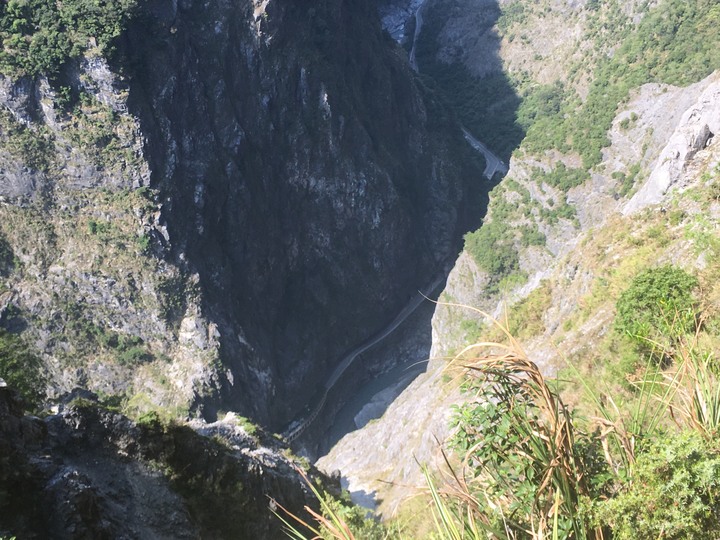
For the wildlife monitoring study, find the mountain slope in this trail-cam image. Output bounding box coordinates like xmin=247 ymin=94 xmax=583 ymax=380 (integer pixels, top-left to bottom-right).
xmin=0 ymin=386 xmax=325 ymax=539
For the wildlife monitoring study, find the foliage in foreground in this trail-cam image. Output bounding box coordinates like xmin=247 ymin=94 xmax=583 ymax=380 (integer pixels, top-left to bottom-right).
xmin=278 ymin=296 xmax=720 ymax=539
xmin=597 ymin=431 xmax=720 ymax=540
xmin=445 ymin=321 xmax=607 ymax=539
xmin=438 ymin=300 xmax=720 ymax=540
xmin=274 ymin=466 xmax=398 ymax=540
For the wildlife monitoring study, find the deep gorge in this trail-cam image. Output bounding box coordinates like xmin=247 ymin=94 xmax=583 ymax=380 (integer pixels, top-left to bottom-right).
xmin=121 ymin=0 xmax=487 ymax=430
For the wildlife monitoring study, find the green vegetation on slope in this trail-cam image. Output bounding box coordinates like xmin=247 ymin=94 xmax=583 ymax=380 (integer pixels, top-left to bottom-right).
xmin=419 ymin=0 xmax=720 ymax=182
xmin=527 ymin=0 xmax=720 ymax=169
xmin=458 ymin=0 xmax=720 ymax=287
xmin=615 ymin=265 xmax=698 ymax=357
xmin=0 ymin=0 xmax=138 ymax=77
xmin=464 ymin=220 xmax=521 ymax=289
xmin=533 ymin=163 xmax=586 ymax=193
xmin=0 ymin=329 xmax=45 ymax=407
xmin=0 ymin=234 xmax=14 ymax=276
xmin=0 ymin=109 xmax=54 ymax=173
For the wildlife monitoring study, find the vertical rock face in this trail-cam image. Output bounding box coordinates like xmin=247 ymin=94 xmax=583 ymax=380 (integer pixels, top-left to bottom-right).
xmin=123 ymin=0 xmax=482 ymax=426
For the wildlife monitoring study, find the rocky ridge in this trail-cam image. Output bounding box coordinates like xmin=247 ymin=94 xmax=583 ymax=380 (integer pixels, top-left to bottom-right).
xmin=624 ymin=79 xmax=720 ymax=214
xmin=0 ymin=50 xmax=209 ymax=418
xmin=0 ymin=385 xmax=325 ymax=539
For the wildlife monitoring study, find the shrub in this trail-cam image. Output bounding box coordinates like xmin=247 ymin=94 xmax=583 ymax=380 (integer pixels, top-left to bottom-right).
xmin=0 ymin=0 xmax=138 ymax=77
xmin=0 ymin=234 xmax=14 ymax=276
xmin=615 ymin=265 xmax=698 ymax=356
xmin=464 ymin=221 xmax=520 ymax=284
xmin=597 ymin=431 xmax=720 ymax=539
xmin=534 ymin=163 xmax=587 ymax=193
xmin=117 ymin=345 xmax=153 ymax=366
xmin=519 ymin=225 xmax=546 ymax=247
xmin=612 ymin=162 xmax=643 ymax=198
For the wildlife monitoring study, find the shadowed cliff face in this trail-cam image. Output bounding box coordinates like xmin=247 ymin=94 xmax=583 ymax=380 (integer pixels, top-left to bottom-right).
xmin=123 ymin=0 xmax=483 ymax=427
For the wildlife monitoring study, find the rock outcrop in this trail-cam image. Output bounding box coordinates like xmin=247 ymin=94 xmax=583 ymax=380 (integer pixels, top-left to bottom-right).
xmin=624 ymin=73 xmax=720 ymax=213
xmin=0 ymin=386 xmax=322 ymax=539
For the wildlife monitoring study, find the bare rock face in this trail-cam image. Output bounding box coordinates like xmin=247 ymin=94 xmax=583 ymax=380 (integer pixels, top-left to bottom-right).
xmin=316 ymin=359 xmax=459 ymax=516
xmin=377 ymin=0 xmax=426 ymax=42
xmin=624 ymin=73 xmax=720 ymax=214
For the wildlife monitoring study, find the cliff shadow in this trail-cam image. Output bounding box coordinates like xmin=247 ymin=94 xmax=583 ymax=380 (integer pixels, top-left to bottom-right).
xmin=306 ymin=0 xmax=521 ymax=457
xmin=118 ymin=0 xmax=490 ymax=430
xmin=412 ymin=0 xmax=523 ymax=163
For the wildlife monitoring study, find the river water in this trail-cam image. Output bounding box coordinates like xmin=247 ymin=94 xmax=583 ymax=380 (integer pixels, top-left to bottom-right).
xmin=315 ymin=279 xmax=439 ymax=455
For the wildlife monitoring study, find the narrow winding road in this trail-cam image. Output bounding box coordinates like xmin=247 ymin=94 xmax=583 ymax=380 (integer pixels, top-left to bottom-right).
xmin=282 ymin=273 xmax=447 ymax=442
xmin=462 ymin=128 xmax=509 ymax=179
xmin=325 ymin=273 xmax=446 ymax=390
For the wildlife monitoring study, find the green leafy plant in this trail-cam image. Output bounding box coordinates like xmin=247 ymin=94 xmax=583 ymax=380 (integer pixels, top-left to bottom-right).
xmin=597 ymin=431 xmax=720 ymax=539
xmin=447 ymin=338 xmax=606 ymax=539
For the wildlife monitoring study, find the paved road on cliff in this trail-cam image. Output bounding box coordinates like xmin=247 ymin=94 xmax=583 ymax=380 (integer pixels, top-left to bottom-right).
xmin=324 ymin=273 xmax=446 ymax=390
xmin=409 ymin=0 xmax=508 ymax=180
xmin=283 ymin=273 xmax=447 ymax=441
xmin=462 ymin=128 xmax=509 ymax=179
